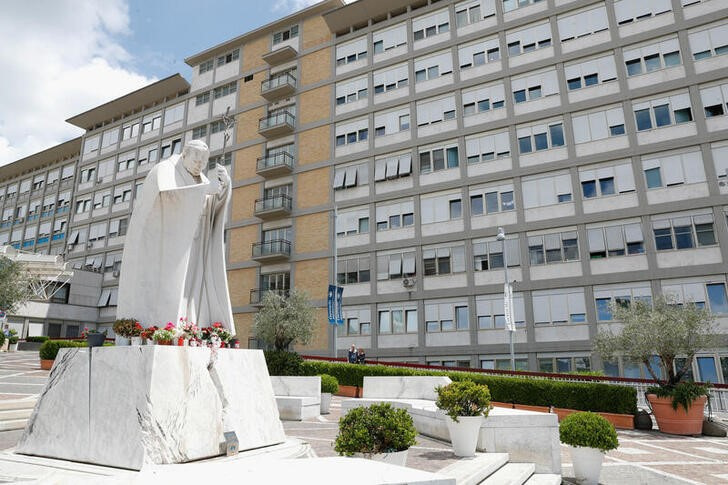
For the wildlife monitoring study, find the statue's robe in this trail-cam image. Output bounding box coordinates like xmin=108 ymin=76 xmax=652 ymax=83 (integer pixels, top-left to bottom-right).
xmin=117 ymin=156 xmax=233 ymax=330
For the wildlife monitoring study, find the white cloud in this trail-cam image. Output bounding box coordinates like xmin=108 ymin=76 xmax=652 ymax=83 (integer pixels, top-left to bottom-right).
xmin=272 ymin=0 xmax=322 ymax=13
xmin=0 ymin=0 xmax=156 ymax=166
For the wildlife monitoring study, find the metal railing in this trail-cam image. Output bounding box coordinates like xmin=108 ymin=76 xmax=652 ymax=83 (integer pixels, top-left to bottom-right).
xmin=258 ymin=110 xmax=295 ymax=131
xmin=256 ymin=151 xmax=294 ymax=172
xmin=254 ymin=194 xmax=292 ymax=213
xmin=250 ymin=288 xmax=290 ymax=304
xmin=261 ymin=72 xmax=296 ymax=93
xmin=251 ymin=239 xmax=291 ymax=258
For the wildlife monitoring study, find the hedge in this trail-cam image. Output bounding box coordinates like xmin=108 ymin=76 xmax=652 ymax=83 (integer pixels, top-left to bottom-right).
xmin=39 ymin=340 xmax=88 ymax=360
xmin=26 ymin=336 xmax=49 ymax=343
xmin=301 ymin=361 xmax=637 ymax=415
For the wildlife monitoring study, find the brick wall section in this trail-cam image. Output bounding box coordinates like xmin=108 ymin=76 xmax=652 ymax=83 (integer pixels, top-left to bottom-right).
xmin=297 ymin=167 xmax=330 ymax=208
xmin=231 ymin=184 xmax=259 ymax=221
xmin=300 ymin=47 xmax=332 ymax=86
xmin=238 ymin=71 xmax=264 ymax=107
xmin=295 ymin=258 xmax=329 ymax=300
xmin=228 ymin=268 xmax=256 ymax=306
xmin=298 ymin=126 xmax=330 ymax=165
xmin=228 ymin=225 xmax=258 ymax=263
xmin=296 ymin=308 xmax=329 ymax=353
xmin=242 ymin=36 xmax=269 ymax=73
xmin=302 ymin=16 xmax=332 ymax=50
xmin=233 ymin=312 xmax=255 ymax=347
xmin=295 ymin=212 xmax=329 ymax=253
xmin=299 ymin=85 xmax=331 ymax=125
xmin=233 ymin=145 xmax=262 ymax=180
xmin=236 ymin=106 xmax=264 ymax=144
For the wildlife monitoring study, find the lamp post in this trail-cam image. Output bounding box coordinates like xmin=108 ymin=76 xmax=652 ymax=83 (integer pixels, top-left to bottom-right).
xmin=497 ymin=227 xmax=516 ymax=371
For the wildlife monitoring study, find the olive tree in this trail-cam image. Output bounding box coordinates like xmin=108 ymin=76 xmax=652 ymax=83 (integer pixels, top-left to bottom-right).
xmin=253 ymin=289 xmax=315 ymax=351
xmin=594 ymin=295 xmax=717 ymax=386
xmin=0 ymin=256 xmax=32 ymax=314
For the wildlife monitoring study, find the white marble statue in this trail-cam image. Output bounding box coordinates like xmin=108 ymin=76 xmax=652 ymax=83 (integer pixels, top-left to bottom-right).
xmin=117 ymin=140 xmax=234 ymax=330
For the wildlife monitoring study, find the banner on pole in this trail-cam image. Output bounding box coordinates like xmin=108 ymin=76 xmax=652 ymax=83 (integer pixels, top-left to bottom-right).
xmin=327 ymin=285 xmax=336 ymax=324
xmin=504 ymin=282 xmax=516 ymax=332
xmin=336 ymin=286 xmax=344 ymax=325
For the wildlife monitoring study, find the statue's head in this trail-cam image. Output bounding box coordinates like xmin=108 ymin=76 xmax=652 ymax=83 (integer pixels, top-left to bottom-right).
xmin=180 ymin=140 xmax=209 ymax=177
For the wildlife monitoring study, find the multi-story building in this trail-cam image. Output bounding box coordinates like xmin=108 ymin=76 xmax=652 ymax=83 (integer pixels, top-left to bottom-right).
xmin=2 ymin=0 xmax=728 ymax=383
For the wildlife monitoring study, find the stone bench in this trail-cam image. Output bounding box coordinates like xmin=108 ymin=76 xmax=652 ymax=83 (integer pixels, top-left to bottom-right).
xmin=341 ymin=376 xmax=560 ymax=474
xmin=270 ymin=376 xmax=321 ymax=421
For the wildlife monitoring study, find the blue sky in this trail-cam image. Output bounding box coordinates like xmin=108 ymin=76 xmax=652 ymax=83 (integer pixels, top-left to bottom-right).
xmin=0 ymin=0 xmax=320 ymax=166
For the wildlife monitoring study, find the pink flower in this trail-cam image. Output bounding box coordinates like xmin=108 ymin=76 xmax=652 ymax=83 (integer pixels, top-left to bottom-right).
xmin=164 ymin=322 xmax=175 ymax=331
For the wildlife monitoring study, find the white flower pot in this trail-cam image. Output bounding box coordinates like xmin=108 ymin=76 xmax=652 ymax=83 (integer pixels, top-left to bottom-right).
xmin=130 ymin=337 xmax=142 ymax=346
xmin=570 ymin=446 xmax=605 ymax=485
xmin=445 ymin=415 xmax=483 ymax=457
xmin=114 ymin=335 xmax=130 ymax=346
xmin=320 ymin=392 xmax=332 ymax=414
xmin=8 ymin=343 xmax=18 ymax=352
xmin=353 ymin=449 xmax=408 ymax=467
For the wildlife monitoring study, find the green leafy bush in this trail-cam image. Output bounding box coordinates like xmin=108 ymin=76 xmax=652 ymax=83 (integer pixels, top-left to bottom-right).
xmin=320 ymin=374 xmax=339 ymax=394
xmin=26 ymin=336 xmax=49 ymax=343
xmin=647 ymin=382 xmax=709 ymax=412
xmin=264 ymin=350 xmax=304 ymax=376
xmin=559 ymin=411 xmax=619 ymax=452
xmin=8 ymin=329 xmax=18 ymax=344
xmin=0 ymin=332 xmax=5 ymax=347
xmin=436 ymin=380 xmax=491 ymax=422
xmin=38 ymin=340 xmax=88 ymax=360
xmin=334 ymin=403 xmax=416 ymax=455
xmin=300 ymin=361 xmax=637 ymax=415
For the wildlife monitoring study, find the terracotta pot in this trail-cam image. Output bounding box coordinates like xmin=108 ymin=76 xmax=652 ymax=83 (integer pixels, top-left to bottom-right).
xmin=336 ymin=385 xmax=360 ymax=398
xmin=555 ymin=408 xmax=635 ymax=430
xmin=40 ymin=359 xmax=54 ymax=370
xmin=156 ymin=340 xmax=173 ymax=346
xmin=647 ymin=394 xmax=707 ymax=435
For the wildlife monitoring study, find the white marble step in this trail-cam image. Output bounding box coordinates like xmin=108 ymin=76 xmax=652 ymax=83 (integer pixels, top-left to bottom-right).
xmin=0 ymin=418 xmax=27 ymax=431
xmin=479 ymin=463 xmax=535 ymax=485
xmin=0 ymin=408 xmax=32 ymax=420
xmin=524 ymin=474 xmax=561 ymax=485
xmin=438 ymin=452 xmax=509 ymax=485
xmin=0 ymin=399 xmax=36 ymax=411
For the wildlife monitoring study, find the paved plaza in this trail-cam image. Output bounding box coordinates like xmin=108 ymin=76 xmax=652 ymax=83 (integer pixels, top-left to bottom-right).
xmin=1 ymin=351 xmax=728 ymax=484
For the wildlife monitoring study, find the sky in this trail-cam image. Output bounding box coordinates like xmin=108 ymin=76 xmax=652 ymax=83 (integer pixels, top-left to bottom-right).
xmin=0 ymin=0 xmax=324 ymax=166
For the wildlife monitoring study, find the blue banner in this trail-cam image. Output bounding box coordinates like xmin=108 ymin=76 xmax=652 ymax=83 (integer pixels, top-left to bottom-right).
xmin=336 ymin=286 xmax=344 ymax=325
xmin=327 ymin=285 xmax=336 ymax=324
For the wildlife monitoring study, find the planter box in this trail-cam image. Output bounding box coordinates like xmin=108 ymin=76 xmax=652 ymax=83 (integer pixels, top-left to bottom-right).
xmin=336 ymin=385 xmax=360 ymax=398
xmin=554 ymin=408 xmax=634 ymax=430
xmin=492 ymin=401 xmax=550 ymax=413
xmin=40 ymin=359 xmax=54 ymax=370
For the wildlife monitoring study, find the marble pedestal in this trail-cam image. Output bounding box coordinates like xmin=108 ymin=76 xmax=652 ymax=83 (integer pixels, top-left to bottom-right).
xmin=16 ymin=346 xmax=285 ymax=470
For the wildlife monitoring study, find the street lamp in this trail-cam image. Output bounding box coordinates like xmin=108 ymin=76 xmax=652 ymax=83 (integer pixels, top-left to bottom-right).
xmin=497 ymin=227 xmax=516 ymax=371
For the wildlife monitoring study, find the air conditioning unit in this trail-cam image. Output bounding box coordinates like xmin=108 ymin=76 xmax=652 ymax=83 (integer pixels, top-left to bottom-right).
xmin=112 ymin=270 xmax=120 ymax=278
xmin=402 ymin=277 xmax=416 ymax=289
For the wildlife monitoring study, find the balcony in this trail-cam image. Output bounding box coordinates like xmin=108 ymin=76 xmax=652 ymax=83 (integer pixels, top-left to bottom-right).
xmin=261 ymin=72 xmax=296 ymax=101
xmin=250 ymin=288 xmax=290 ymax=305
xmin=258 ymin=110 xmax=295 ymax=138
xmin=256 ymin=152 xmax=294 ymax=177
xmin=254 ymin=194 xmax=292 ymax=220
xmin=251 ymin=239 xmax=291 ymax=262
xmin=262 ymin=45 xmax=297 ymax=66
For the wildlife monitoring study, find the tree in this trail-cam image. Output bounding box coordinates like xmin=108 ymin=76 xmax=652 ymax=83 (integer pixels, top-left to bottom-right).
xmin=253 ymin=289 xmax=315 ymax=351
xmin=593 ymin=295 xmax=717 ymax=386
xmin=0 ymin=256 xmax=32 ymax=314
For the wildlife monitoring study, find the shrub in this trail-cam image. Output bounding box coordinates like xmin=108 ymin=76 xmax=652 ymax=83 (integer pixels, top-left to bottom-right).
xmin=264 ymin=350 xmax=304 ymax=376
xmin=647 ymin=382 xmax=709 ymax=412
xmin=0 ymin=332 xmax=4 ymax=347
xmin=320 ymin=374 xmax=339 ymax=394
xmin=300 ymin=361 xmax=637 ymax=415
xmin=8 ymin=329 xmax=18 ymax=344
xmin=436 ymin=380 xmax=491 ymax=422
xmin=113 ymin=318 xmax=141 ymax=338
xmin=334 ymin=403 xmax=416 ymax=456
xmin=38 ymin=340 xmax=88 ymax=360
xmin=26 ymin=336 xmax=49 ymax=343
xmin=559 ymin=411 xmax=619 ymax=452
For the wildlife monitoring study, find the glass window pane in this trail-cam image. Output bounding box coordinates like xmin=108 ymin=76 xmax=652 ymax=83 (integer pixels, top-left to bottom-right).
xmin=644 ymin=53 xmax=661 ymax=72
xmin=446 ymin=147 xmax=459 ymax=168
xmin=456 ymin=306 xmax=469 ymax=330
xmin=501 ymin=192 xmax=514 ymax=210
xmin=721 ymin=357 xmax=728 ymax=383
xmin=471 ymin=195 xmax=483 ymax=215
xmin=534 ymin=133 xmax=548 ymax=150
xmin=596 ymin=298 xmax=612 ymax=321
xmin=626 ymin=59 xmax=642 ymax=76
xmin=635 ymin=109 xmax=652 ymax=130
xmin=581 ymin=180 xmax=597 ymax=198
xmin=392 ymin=310 xmax=405 ymax=333
xmin=663 ymin=51 xmax=681 ymax=67
xmin=645 ymin=168 xmax=662 ymax=188
xmin=707 ymin=284 xmax=728 ymax=314
xmin=556 ymin=358 xmax=571 ymax=372
xmin=406 ymin=310 xmax=417 ymax=333
xmin=603 ymin=360 xmax=619 ymax=377
xmin=379 ymin=311 xmax=391 ymax=333
xmin=567 ymin=78 xmax=582 ymax=90
xmin=583 ymin=74 xmax=598 ymax=86
xmin=673 ymin=225 xmax=694 ymax=249
xmin=599 ymin=177 xmax=615 ymax=196
xmin=513 ymin=90 xmax=526 ymax=103
xmin=549 ymin=124 xmax=564 ymax=146
xmin=653 ymin=104 xmax=671 ymax=127
xmin=654 ymin=227 xmax=673 ymax=250
xmin=539 ymin=358 xmax=554 ymax=372
xmin=518 ymin=136 xmax=532 ymax=153
xmin=485 ymin=192 xmax=499 ymax=213
xmin=674 ymin=108 xmax=693 ymax=124
xmin=697 ymin=357 xmax=719 ymax=383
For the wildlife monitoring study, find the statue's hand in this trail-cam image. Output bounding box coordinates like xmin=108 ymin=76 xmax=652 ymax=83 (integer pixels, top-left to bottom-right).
xmin=216 ymin=164 xmax=230 ymax=193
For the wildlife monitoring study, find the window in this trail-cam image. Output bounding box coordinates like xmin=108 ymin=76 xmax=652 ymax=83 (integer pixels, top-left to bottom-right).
xmin=164 ymin=103 xmax=184 ymax=126
xmin=623 ymin=37 xmax=682 ymax=77
xmin=83 ymin=136 xmax=99 ymax=155
xmin=662 ymin=280 xmax=728 ymax=314
xmin=473 ymin=237 xmax=520 ymax=271
xmin=195 ymin=92 xmax=210 ymax=106
xmin=594 ymin=284 xmax=652 ymax=320
xmin=333 ymin=162 xmax=368 ymax=190
xmin=414 ymin=51 xmax=453 ymax=84
xmin=528 ymin=231 xmax=579 ymax=265
xmin=642 ymin=149 xmax=706 ymax=188
xmin=425 ymin=300 xmax=468 ymax=332
xmin=335 ymin=118 xmax=369 ymax=148
xmin=522 ymin=172 xmax=572 ymax=209
xmin=469 ymin=183 xmax=515 ymax=216
xmin=373 ymin=24 xmax=407 ymax=55
xmin=652 ymin=213 xmax=716 ymax=251
xmin=336 ymin=207 xmax=370 ymax=237
xmin=512 ymin=69 xmax=558 ymax=104
xmin=412 ymin=9 xmax=450 ymax=42
xmin=539 ymin=356 xmax=591 ymax=373
xmin=198 ymin=59 xmax=214 ymax=74
xmin=421 ymin=191 xmax=465 ymax=224
xmin=503 ymin=0 xmax=543 ymax=12
xmin=564 ymin=54 xmax=618 ymax=91
xmin=378 ymin=306 xmax=417 ymax=334
xmin=423 ymin=245 xmax=466 ymax=276
xmin=688 ymin=23 xmax=728 ymax=61
xmin=417 ymin=95 xmax=457 ymax=128
xmin=373 ymin=63 xmax=409 ymax=95
xmin=216 ymin=49 xmax=239 ymax=66
xmin=633 ymin=92 xmax=693 ymax=130
xmin=272 ymin=25 xmax=298 ymax=45
xmin=101 ymin=127 xmax=119 ymax=148
xmin=572 ymin=106 xmax=626 ymax=144
xmin=79 ymin=165 xmax=96 ymax=184
xmin=341 ymin=308 xmax=371 ymax=336
xmin=374 ymin=153 xmax=412 ymax=181
xmin=506 ymin=21 xmax=552 ymax=57
xmin=517 ymin=121 xmax=564 ymax=154
xmin=579 ymin=161 xmax=636 ymax=198
xmin=532 ymin=288 xmax=587 ymax=325
xmin=700 ymin=82 xmax=728 ymax=119
xmin=465 ymin=130 xmax=510 ymax=163
xmin=335 ymin=76 xmax=368 ymax=106
xmin=557 ymin=5 xmax=608 ymax=43
xmin=374 ymin=106 xmax=411 ymax=137
xmin=462 ymin=83 xmax=505 ymax=116
xmin=419 ymin=144 xmax=459 ymax=173
xmin=376 ymin=199 xmax=415 ymax=232
xmin=112 ymin=185 xmax=133 ymax=205
xmin=108 ymin=218 xmax=128 ymax=238
xmin=614 ymin=0 xmax=672 ymax=25
xmin=376 ymin=250 xmax=416 ymax=280
xmin=458 ymin=36 xmax=499 ymax=69
xmin=588 ymin=222 xmax=645 ymax=258
xmin=213 ymin=81 xmax=236 ymax=99
xmin=337 ymin=256 xmax=371 ymax=285
xmin=141 ymin=112 xmax=162 ymax=134
xmin=336 ymin=37 xmax=367 ymax=66
xmin=455 ymin=0 xmax=495 ymax=27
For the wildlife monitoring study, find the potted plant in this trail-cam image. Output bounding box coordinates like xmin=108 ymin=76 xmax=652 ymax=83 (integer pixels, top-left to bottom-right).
xmin=334 ymin=403 xmax=416 ymax=466
xmin=152 ymin=323 xmax=177 ymax=345
xmin=7 ymin=329 xmax=19 ymax=352
xmin=112 ymin=318 xmax=138 ymax=346
xmin=436 ymin=380 xmax=491 ymax=457
xmin=320 ymin=374 xmax=339 ymax=414
xmin=128 ymin=320 xmax=143 ymax=345
xmin=595 ymin=296 xmax=715 ymax=435
xmin=82 ymin=327 xmax=107 ymax=348
xmin=560 ymin=411 xmax=619 ymax=485
xmin=141 ymin=326 xmax=158 ymax=345
xmin=180 ymin=318 xmax=199 ymax=346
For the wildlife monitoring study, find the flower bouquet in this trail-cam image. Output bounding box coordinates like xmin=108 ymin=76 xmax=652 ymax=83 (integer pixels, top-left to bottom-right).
xmin=152 ymin=322 xmax=177 ymax=345
xmin=141 ymin=325 xmax=158 ymax=344
xmin=201 ymin=322 xmax=232 ymax=348
xmin=179 ymin=317 xmax=200 ymax=346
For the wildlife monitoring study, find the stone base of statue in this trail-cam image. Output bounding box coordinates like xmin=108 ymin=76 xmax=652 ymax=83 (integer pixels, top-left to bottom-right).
xmin=15 ymin=346 xmax=286 ymax=470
